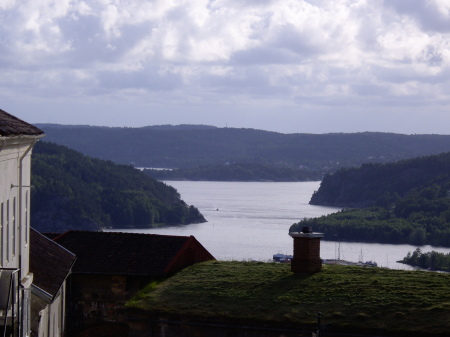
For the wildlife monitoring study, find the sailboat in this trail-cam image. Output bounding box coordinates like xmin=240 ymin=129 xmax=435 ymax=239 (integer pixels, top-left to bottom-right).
xmin=323 ymin=245 xmax=378 ymax=267
xmin=359 ymin=247 xmax=377 ymax=267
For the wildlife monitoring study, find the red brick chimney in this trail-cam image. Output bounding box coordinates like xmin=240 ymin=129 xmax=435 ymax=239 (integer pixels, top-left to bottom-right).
xmin=289 ymin=227 xmax=324 ymax=274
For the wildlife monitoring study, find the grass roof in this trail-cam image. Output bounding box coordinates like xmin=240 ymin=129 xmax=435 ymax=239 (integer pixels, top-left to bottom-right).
xmin=128 ymin=261 xmax=450 ymax=336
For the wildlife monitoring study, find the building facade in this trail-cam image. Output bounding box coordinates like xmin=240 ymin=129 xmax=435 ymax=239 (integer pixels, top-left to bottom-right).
xmin=0 ymin=109 xmax=44 ymax=336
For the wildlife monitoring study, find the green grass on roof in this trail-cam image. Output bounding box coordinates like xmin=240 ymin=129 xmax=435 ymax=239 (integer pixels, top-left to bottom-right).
xmin=127 ymin=261 xmax=450 ymax=336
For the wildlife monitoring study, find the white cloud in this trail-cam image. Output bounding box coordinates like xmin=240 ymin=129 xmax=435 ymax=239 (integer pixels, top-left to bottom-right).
xmin=0 ymin=0 xmax=449 ymax=134
xmin=0 ymin=0 xmax=15 ymax=10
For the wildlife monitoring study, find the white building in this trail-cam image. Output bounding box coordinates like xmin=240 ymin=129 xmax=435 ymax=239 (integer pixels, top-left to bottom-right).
xmin=0 ymin=109 xmax=44 ymax=336
xmin=0 ymin=109 xmax=77 ymax=337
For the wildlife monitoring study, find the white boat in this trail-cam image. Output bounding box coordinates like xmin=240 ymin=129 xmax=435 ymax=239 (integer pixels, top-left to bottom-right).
xmin=273 ymin=253 xmax=293 ymax=263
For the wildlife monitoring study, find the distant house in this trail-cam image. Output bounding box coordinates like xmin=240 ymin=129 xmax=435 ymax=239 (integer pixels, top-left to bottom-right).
xmin=29 ymin=228 xmax=76 ymax=337
xmin=0 ymin=109 xmax=44 ymax=336
xmin=52 ymin=230 xmax=215 ymax=336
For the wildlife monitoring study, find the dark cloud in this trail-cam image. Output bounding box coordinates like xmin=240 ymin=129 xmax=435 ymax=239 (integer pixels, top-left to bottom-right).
xmin=352 ymin=82 xmax=390 ymax=97
xmin=272 ymin=23 xmax=326 ymax=57
xmin=384 ymin=0 xmax=450 ymax=32
xmin=231 ymin=47 xmax=300 ymax=65
xmin=198 ymin=66 xmax=282 ymax=96
xmin=97 ymin=66 xmax=181 ymax=92
xmin=373 ymin=64 xmax=450 ymax=85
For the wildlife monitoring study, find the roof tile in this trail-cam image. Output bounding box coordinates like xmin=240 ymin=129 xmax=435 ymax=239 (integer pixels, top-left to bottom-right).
xmin=0 ymin=109 xmax=44 ymax=137
xmin=52 ymin=231 xmax=214 ymax=276
xmin=30 ymin=228 xmax=76 ymax=298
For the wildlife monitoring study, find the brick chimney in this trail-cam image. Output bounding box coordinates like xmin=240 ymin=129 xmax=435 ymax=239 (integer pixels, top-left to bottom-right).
xmin=289 ymin=226 xmax=324 ymax=274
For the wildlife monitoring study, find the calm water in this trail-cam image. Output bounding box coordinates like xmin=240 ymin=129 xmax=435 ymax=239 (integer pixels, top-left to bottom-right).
xmin=114 ymin=181 xmax=450 ymax=270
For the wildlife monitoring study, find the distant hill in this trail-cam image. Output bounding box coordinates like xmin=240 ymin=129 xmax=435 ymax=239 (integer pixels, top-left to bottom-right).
xmin=31 ymin=141 xmax=205 ymax=232
xmin=141 ymin=124 xmax=218 ymax=130
xmin=35 ymin=124 xmax=450 ymax=174
xmin=144 ymin=162 xmax=322 ymax=181
xmin=291 ymin=152 xmax=450 ymax=247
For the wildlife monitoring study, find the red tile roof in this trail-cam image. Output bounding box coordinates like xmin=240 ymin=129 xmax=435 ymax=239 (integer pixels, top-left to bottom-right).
xmin=0 ymin=108 xmax=44 ymax=137
xmin=30 ymin=228 xmax=76 ymax=299
xmin=52 ymin=231 xmax=215 ymax=276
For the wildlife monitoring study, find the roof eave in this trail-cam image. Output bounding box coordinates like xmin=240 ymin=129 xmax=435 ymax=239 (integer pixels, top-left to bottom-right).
xmin=30 ymin=284 xmax=53 ymax=303
xmin=0 ymin=134 xmax=45 ymax=141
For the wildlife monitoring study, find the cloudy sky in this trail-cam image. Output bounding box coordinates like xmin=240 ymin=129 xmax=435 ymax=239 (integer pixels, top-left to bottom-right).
xmin=1 ymin=0 xmax=450 ymax=134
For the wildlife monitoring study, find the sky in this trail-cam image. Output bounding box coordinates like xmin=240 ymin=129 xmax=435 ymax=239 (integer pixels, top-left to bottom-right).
xmin=1 ymin=0 xmax=450 ymax=134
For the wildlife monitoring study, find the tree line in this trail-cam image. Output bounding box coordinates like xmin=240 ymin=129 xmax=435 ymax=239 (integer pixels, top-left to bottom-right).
xmin=144 ymin=163 xmax=322 ymax=181
xmin=400 ymin=248 xmax=450 ymax=272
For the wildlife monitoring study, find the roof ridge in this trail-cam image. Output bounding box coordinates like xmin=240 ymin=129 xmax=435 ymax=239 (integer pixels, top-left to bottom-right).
xmin=56 ymin=229 xmax=192 ymax=239
xmin=31 ymin=228 xmax=76 ymax=257
xmin=51 ymin=229 xmax=75 ymax=242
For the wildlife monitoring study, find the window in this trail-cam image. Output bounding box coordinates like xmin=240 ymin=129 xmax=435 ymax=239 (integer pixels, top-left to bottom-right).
xmin=1 ymin=203 xmax=3 ymax=265
xmin=25 ymin=190 xmax=29 ymax=244
xmin=12 ymin=197 xmax=16 ymax=257
xmin=6 ymin=200 xmax=9 ymax=262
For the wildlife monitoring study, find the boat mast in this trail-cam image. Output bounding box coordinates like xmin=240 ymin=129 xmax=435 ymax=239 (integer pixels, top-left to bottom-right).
xmin=358 ymin=247 xmax=363 ymax=263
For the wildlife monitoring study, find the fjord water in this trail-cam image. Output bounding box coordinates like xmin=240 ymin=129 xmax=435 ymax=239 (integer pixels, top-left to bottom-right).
xmin=118 ymin=181 xmax=450 ymax=270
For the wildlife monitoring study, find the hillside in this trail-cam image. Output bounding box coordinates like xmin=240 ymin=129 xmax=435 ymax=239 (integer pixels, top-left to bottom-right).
xmin=127 ymin=261 xmax=450 ymax=337
xmin=310 ymin=151 xmax=450 ymax=208
xmin=36 ymin=124 xmax=450 ymax=174
xmin=144 ymin=162 xmax=322 ymax=181
xmin=31 ymin=141 xmax=205 ymax=232
xmin=290 ymin=152 xmax=450 ymax=247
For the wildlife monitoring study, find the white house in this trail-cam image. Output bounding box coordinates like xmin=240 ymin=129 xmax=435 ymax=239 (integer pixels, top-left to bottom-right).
xmin=0 ymin=109 xmax=46 ymax=337
xmin=0 ymin=109 xmax=77 ymax=337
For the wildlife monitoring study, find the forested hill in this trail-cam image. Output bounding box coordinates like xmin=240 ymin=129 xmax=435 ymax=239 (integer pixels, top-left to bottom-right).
xmin=290 ymin=152 xmax=450 ymax=247
xmin=31 ymin=141 xmax=205 ymax=232
xmin=36 ymin=124 xmax=450 ymax=173
xmin=310 ymin=151 xmax=450 ymax=208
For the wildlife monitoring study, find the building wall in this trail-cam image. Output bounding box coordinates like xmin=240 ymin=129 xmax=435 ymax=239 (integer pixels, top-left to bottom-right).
xmin=31 ymin=281 xmax=67 ymax=337
xmin=32 ymin=291 xmax=64 ymax=337
xmin=67 ymin=274 xmax=150 ymax=335
xmin=0 ymin=138 xmax=35 ymax=337
xmin=0 ymin=142 xmax=20 ymax=270
xmin=0 ymin=138 xmax=34 ymax=280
